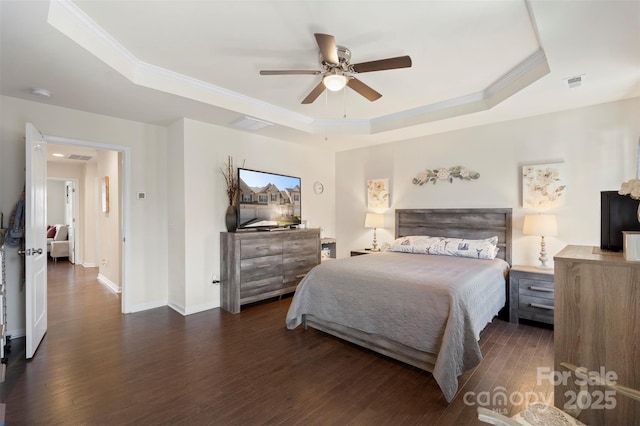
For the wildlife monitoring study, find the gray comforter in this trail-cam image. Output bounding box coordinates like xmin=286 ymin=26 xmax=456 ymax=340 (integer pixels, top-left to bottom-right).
xmin=285 ymin=251 xmax=508 ymax=402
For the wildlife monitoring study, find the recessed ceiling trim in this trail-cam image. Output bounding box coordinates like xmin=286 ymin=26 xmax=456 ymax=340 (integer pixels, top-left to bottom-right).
xmin=48 ymin=0 xmax=315 ymax=133
xmin=48 ymin=0 xmax=550 ymax=139
xmin=370 ymin=48 xmax=549 ymax=134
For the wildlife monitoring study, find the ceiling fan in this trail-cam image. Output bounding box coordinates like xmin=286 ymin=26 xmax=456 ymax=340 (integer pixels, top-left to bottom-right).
xmin=260 ymin=33 xmax=412 ymax=104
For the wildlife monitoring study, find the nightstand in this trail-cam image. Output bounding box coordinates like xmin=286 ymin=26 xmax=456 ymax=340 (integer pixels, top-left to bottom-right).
xmin=350 ymin=249 xmax=377 ymax=256
xmin=508 ymin=265 xmax=554 ymax=325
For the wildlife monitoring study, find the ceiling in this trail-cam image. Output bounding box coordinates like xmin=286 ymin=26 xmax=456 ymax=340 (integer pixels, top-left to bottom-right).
xmin=1 ymin=0 xmax=639 ymax=153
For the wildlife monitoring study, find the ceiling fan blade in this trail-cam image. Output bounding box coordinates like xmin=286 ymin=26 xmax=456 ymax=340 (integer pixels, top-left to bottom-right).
xmin=260 ymin=70 xmax=322 ymax=75
xmin=301 ymin=81 xmax=326 ymax=104
xmin=314 ymin=33 xmax=339 ymax=65
xmin=351 ymin=55 xmax=412 ymax=73
xmin=347 ymin=78 xmax=382 ymax=102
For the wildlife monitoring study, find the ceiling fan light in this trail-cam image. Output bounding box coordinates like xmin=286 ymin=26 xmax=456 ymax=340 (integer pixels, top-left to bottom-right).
xmin=323 ymin=73 xmax=347 ymax=91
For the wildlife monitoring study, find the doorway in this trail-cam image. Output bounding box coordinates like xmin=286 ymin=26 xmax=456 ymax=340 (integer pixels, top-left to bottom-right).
xmin=43 ymin=135 xmax=130 ymax=313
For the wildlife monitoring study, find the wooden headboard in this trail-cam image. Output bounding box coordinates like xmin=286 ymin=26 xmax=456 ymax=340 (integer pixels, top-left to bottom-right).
xmin=395 ymin=208 xmax=512 ymax=265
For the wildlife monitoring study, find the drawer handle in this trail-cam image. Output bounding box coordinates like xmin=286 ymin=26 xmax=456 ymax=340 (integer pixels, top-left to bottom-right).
xmin=529 ymin=286 xmax=553 ymax=292
xmin=257 ymin=246 xmax=270 ymax=250
xmin=530 ymin=302 xmax=554 ymax=311
xmin=295 ymin=274 xmax=307 ymax=279
xmin=257 ymin=264 xmax=271 ymax=268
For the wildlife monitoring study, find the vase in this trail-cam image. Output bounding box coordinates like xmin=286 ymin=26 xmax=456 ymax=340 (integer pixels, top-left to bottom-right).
xmin=225 ymin=205 xmax=238 ymax=232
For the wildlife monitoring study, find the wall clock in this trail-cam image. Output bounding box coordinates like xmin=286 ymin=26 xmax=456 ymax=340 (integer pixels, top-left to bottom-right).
xmin=313 ymin=181 xmax=324 ymax=194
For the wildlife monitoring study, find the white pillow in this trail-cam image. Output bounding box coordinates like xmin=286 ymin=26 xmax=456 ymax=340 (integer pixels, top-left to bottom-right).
xmin=387 ymin=235 xmax=499 ymax=260
xmin=429 ymin=236 xmax=499 ymax=260
xmin=387 ymin=236 xmax=438 ymax=254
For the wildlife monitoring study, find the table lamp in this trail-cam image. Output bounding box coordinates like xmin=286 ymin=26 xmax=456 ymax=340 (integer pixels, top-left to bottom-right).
xmin=364 ymin=213 xmax=384 ymax=251
xmin=523 ymin=214 xmax=558 ymax=269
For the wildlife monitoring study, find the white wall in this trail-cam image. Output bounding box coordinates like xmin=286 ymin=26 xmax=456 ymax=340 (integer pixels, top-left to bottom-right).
xmin=0 ymin=95 xmax=170 ymax=336
xmin=336 ymin=97 xmax=640 ymax=266
xmin=83 ymin=162 xmax=98 ymax=267
xmin=170 ymin=118 xmax=336 ymax=314
xmin=97 ymin=150 xmax=121 ymax=291
xmin=167 ymin=119 xmax=187 ymax=312
xmin=46 ymin=179 xmax=66 ymax=225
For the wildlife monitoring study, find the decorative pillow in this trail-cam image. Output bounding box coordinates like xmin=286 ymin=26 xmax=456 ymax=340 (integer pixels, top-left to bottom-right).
xmin=387 ymin=236 xmax=439 ymax=254
xmin=387 ymin=235 xmax=499 ymax=259
xmin=46 ymin=226 xmax=57 ymax=239
xmin=429 ymin=236 xmax=499 ymax=260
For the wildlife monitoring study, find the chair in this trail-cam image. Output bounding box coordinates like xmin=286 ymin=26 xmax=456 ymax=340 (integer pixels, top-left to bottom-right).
xmin=477 ymin=362 xmax=640 ymax=426
xmin=46 ymin=224 xmax=69 ymax=261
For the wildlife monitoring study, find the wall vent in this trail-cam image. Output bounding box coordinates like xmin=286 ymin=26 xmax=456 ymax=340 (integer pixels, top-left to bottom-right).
xmin=564 ymin=74 xmax=586 ymax=89
xmin=67 ymin=154 xmax=93 ymax=161
xmin=230 ymin=116 xmax=273 ymax=131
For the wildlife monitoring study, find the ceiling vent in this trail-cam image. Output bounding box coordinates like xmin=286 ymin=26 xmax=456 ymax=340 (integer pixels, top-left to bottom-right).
xmin=230 ymin=116 xmax=273 ymax=131
xmin=564 ymin=74 xmax=586 ymax=89
xmin=67 ymin=154 xmax=93 ymax=161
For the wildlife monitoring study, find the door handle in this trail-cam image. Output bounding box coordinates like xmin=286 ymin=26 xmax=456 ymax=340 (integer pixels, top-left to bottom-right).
xmin=17 ymin=248 xmax=43 ymax=256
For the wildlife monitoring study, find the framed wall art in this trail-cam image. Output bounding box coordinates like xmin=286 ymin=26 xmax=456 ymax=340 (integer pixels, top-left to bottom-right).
xmin=101 ymin=176 xmax=110 ymax=213
xmin=522 ymin=162 xmax=566 ymax=209
xmin=367 ymin=178 xmax=389 ymax=209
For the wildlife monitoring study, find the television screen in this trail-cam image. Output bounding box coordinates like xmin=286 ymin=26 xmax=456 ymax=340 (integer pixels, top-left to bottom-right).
xmin=237 ymin=168 xmax=301 ymax=229
xmin=601 ymin=191 xmax=640 ymax=251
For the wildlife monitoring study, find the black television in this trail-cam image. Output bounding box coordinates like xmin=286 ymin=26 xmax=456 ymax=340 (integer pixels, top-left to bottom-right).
xmin=601 ymin=190 xmax=640 ymax=251
xmin=237 ymin=168 xmax=301 ymax=230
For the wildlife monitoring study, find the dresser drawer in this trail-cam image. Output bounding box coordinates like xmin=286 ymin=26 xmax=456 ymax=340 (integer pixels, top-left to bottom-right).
xmin=519 ymin=294 xmax=554 ymax=324
xmin=283 ymin=235 xmax=318 ymax=254
xmin=240 ymin=276 xmax=284 ymax=300
xmin=518 ymin=278 xmax=554 ymax=300
xmin=283 ymin=252 xmax=318 ymax=284
xmin=519 ymin=293 xmax=554 ymax=313
xmin=240 ymin=254 xmax=283 ymax=282
xmin=241 ymin=238 xmax=282 ymax=259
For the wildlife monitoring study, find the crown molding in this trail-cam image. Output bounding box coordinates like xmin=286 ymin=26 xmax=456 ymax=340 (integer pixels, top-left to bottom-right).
xmin=48 ymin=0 xmax=549 ymax=138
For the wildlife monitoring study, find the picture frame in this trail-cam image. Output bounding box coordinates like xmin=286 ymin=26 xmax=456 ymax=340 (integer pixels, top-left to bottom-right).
xmin=101 ymin=176 xmax=110 ymax=213
xmin=522 ymin=162 xmax=566 ymax=209
xmin=367 ymin=178 xmax=389 ymax=209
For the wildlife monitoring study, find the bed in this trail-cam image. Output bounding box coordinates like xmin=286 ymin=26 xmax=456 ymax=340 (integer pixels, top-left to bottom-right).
xmin=285 ymin=208 xmax=512 ymax=402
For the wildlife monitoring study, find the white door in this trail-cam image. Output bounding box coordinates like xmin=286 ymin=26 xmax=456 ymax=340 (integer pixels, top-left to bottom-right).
xmin=25 ymin=123 xmax=48 ymax=359
xmin=65 ymin=181 xmax=76 ymax=264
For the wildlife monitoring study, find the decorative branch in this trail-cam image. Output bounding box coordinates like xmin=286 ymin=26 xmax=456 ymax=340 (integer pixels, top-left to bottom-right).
xmin=220 ymin=155 xmax=239 ymax=206
xmin=412 ymin=166 xmax=480 ymax=186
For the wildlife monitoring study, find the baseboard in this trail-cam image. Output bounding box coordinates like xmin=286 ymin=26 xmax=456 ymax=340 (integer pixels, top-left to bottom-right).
xmin=126 ymin=300 xmax=167 ymax=313
xmin=6 ymin=328 xmax=25 ymax=339
xmin=168 ymin=302 xmax=186 ymax=316
xmin=82 ymin=261 xmax=98 ymax=268
xmin=168 ymin=300 xmax=220 ymax=316
xmin=97 ymin=273 xmax=121 ymax=294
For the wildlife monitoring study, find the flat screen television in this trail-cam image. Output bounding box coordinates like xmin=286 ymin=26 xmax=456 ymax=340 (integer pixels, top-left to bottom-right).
xmin=601 ymin=190 xmax=640 ymax=251
xmin=237 ymin=168 xmax=301 ymax=230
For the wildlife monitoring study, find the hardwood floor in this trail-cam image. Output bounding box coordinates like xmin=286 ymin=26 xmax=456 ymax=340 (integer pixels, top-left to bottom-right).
xmin=1 ymin=261 xmax=554 ymax=425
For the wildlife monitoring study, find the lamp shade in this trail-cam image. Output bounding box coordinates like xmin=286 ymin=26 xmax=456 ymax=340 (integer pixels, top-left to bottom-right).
xmin=523 ymin=214 xmax=558 ymax=237
xmin=323 ymin=73 xmax=347 ymax=91
xmin=364 ymin=213 xmax=384 ymax=229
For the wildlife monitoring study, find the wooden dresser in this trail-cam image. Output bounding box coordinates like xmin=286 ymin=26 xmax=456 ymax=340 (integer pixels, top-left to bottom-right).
xmin=220 ymin=229 xmax=320 ymax=313
xmin=554 ymin=245 xmax=640 ymax=425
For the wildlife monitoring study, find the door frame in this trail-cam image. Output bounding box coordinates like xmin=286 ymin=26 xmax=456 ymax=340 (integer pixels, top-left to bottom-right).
xmin=47 ymin=177 xmax=79 ymax=264
xmin=44 ymin=134 xmax=131 ymax=313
